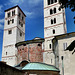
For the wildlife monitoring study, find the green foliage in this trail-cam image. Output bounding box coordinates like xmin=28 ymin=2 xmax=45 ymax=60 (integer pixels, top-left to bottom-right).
xmin=59 ymin=0 xmax=75 ymax=23
xmin=59 ymin=0 xmax=75 ymax=12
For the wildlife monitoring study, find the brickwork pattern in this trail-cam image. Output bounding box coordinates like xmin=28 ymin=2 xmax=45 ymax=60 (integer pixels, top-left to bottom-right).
xmin=17 ymin=43 xmax=43 ymax=64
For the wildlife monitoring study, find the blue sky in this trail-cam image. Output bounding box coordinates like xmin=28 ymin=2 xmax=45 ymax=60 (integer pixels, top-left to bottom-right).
xmin=0 ymin=0 xmax=75 ymax=60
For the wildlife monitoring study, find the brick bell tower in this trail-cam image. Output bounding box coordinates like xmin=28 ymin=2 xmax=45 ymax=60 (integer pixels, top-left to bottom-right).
xmin=43 ymin=0 xmax=67 ymax=65
xmin=2 ymin=5 xmax=26 ymax=66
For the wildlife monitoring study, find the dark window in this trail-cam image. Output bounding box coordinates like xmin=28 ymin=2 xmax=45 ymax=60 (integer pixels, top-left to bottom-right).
xmin=54 ymin=18 xmax=56 ymax=23
xmin=8 ymin=30 xmax=12 ymax=34
xmin=51 ymin=0 xmax=53 ymax=4
xmin=48 ymin=0 xmax=50 ymax=5
xmin=12 ymin=10 xmax=15 ymax=16
xmin=50 ymin=9 xmax=53 ymax=15
xmin=18 ymin=13 xmax=21 ymax=17
xmin=8 ymin=12 xmax=10 ymax=17
xmin=54 ymin=8 xmax=56 ymax=13
xmin=51 ymin=19 xmax=53 ymax=24
xmin=6 ymin=52 xmax=7 ymax=55
xmin=38 ymin=44 xmax=41 ymax=46
xmin=22 ymin=16 xmax=24 ymax=21
xmin=21 ymin=24 xmax=23 ymax=27
xmin=12 ymin=19 xmax=14 ymax=23
xmin=49 ymin=44 xmax=51 ymax=49
xmin=55 ymin=0 xmax=57 ymax=2
xmin=53 ymin=29 xmax=55 ymax=34
xmin=20 ymin=32 xmax=22 ymax=36
xmin=8 ymin=20 xmax=10 ymax=25
xmin=23 ymin=44 xmax=26 ymax=46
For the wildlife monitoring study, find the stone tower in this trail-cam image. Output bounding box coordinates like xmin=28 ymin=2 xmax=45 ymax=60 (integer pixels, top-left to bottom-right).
xmin=43 ymin=0 xmax=67 ymax=65
xmin=2 ymin=5 xmax=26 ymax=66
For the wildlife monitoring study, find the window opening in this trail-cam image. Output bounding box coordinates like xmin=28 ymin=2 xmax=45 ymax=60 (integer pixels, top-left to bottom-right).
xmin=12 ymin=19 xmax=14 ymax=23
xmin=54 ymin=8 xmax=56 ymax=13
xmin=49 ymin=44 xmax=51 ymax=49
xmin=50 ymin=9 xmax=53 ymax=15
xmin=8 ymin=30 xmax=12 ymax=34
xmin=54 ymin=18 xmax=56 ymax=23
xmin=8 ymin=12 xmax=10 ymax=18
xmin=8 ymin=20 xmax=10 ymax=25
xmin=53 ymin=29 xmax=55 ymax=34
xmin=48 ymin=0 xmax=50 ymax=5
xmin=51 ymin=19 xmax=53 ymax=24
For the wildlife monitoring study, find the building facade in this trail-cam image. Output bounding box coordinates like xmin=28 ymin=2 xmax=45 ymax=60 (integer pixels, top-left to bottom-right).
xmin=53 ymin=32 xmax=75 ymax=75
xmin=2 ymin=5 xmax=26 ymax=66
xmin=43 ymin=0 xmax=67 ymax=65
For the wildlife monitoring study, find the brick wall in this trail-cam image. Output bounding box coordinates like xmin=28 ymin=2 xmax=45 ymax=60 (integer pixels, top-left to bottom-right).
xmin=17 ymin=43 xmax=43 ymax=64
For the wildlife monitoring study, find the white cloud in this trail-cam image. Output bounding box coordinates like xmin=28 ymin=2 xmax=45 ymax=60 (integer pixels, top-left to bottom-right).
xmin=0 ymin=5 xmax=3 ymax=15
xmin=0 ymin=18 xmax=4 ymax=30
xmin=10 ymin=0 xmax=24 ymax=5
xmin=0 ymin=18 xmax=4 ymax=23
xmin=0 ymin=24 xmax=4 ymax=30
xmin=24 ymin=11 xmax=34 ymax=18
xmin=29 ymin=0 xmax=40 ymax=5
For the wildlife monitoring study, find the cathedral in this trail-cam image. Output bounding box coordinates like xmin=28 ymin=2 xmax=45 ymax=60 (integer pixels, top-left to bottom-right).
xmin=2 ymin=0 xmax=75 ymax=75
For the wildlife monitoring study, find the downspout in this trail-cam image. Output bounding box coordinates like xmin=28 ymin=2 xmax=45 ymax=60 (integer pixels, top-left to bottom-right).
xmin=61 ymin=56 xmax=64 ymax=75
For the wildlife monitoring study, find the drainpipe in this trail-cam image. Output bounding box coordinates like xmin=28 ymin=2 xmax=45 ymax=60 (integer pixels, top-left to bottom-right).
xmin=61 ymin=56 xmax=64 ymax=75
xmin=28 ymin=44 xmax=30 ymax=62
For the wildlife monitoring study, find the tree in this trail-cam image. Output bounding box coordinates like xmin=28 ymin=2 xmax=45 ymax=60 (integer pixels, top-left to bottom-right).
xmin=59 ymin=0 xmax=75 ymax=23
xmin=59 ymin=0 xmax=75 ymax=12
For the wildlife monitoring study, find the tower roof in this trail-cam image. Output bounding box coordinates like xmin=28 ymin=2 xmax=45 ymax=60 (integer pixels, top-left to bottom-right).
xmin=5 ymin=5 xmax=26 ymax=17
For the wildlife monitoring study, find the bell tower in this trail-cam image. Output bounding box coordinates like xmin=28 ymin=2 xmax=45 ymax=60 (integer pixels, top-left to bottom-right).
xmin=2 ymin=5 xmax=26 ymax=66
xmin=43 ymin=0 xmax=67 ymax=64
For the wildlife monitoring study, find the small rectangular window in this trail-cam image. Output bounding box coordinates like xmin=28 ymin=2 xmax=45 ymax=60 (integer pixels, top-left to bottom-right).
xmin=20 ymin=32 xmax=22 ymax=36
xmin=12 ymin=10 xmax=15 ymax=16
xmin=49 ymin=44 xmax=51 ymax=49
xmin=53 ymin=29 xmax=55 ymax=34
xmin=18 ymin=13 xmax=21 ymax=17
xmin=8 ymin=30 xmax=12 ymax=34
xmin=8 ymin=20 xmax=10 ymax=25
xmin=63 ymin=43 xmax=67 ymax=50
xmin=8 ymin=12 xmax=10 ymax=18
xmin=21 ymin=24 xmax=23 ymax=27
xmin=54 ymin=18 xmax=56 ymax=23
xmin=51 ymin=19 xmax=53 ymax=24
xmin=55 ymin=0 xmax=57 ymax=3
xmin=12 ymin=19 xmax=14 ymax=23
xmin=48 ymin=0 xmax=50 ymax=5
xmin=51 ymin=0 xmax=53 ymax=4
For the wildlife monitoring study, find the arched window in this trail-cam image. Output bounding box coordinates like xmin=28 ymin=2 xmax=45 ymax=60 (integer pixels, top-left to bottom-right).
xmin=48 ymin=0 xmax=50 ymax=5
xmin=8 ymin=20 xmax=10 ymax=25
xmin=51 ymin=0 xmax=53 ymax=4
xmin=6 ymin=52 xmax=7 ymax=55
xmin=55 ymin=0 xmax=57 ymax=3
xmin=51 ymin=19 xmax=53 ymax=24
xmin=53 ymin=29 xmax=55 ymax=34
xmin=54 ymin=18 xmax=56 ymax=23
xmin=50 ymin=9 xmax=53 ymax=15
xmin=49 ymin=44 xmax=51 ymax=49
xmin=54 ymin=8 xmax=56 ymax=13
